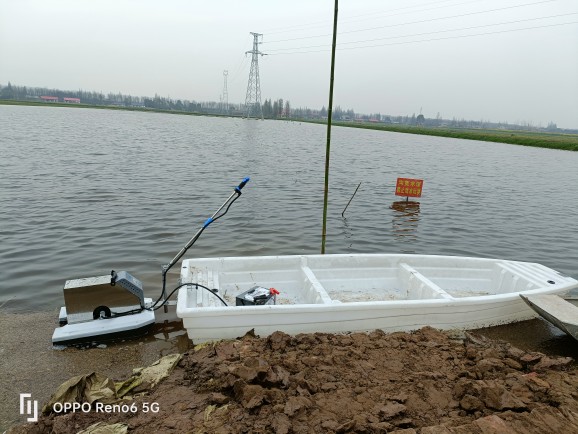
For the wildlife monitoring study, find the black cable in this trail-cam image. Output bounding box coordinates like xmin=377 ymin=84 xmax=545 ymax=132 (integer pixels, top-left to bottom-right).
xmin=152 ymin=279 xmax=186 ymax=310
xmin=211 ymin=193 xmax=240 ymax=224
xmin=160 ymin=269 xmax=168 ymax=303
xmin=109 ymin=188 xmax=243 ymax=320
xmin=152 ymin=282 xmax=228 ymax=310
xmin=157 ymin=192 xmax=239 ymax=303
xmin=109 ymin=282 xmax=228 ymax=318
xmin=109 ymin=307 xmax=145 ymax=317
xmin=110 ymin=283 xmax=197 ymax=316
xmin=153 ymin=190 xmax=241 ymax=312
xmin=158 ymin=222 xmax=209 ymax=304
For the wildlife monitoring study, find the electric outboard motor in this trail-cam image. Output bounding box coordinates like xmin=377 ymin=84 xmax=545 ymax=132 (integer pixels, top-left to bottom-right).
xmin=52 ymin=177 xmax=250 ymax=345
xmin=61 ymin=270 xmax=144 ymax=325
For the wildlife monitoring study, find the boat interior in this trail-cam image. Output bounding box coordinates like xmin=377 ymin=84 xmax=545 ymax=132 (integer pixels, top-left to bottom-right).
xmin=179 ymin=255 xmax=556 ymax=308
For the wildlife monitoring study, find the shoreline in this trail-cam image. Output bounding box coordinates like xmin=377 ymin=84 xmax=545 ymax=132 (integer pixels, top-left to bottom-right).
xmin=2 ymin=309 xmax=578 ymax=432
xmin=0 ymin=311 xmax=191 ymax=432
xmin=2 ymin=100 xmax=577 ymax=152
xmin=308 ymin=120 xmax=578 ymax=152
xmin=6 ymin=325 xmax=578 ymax=434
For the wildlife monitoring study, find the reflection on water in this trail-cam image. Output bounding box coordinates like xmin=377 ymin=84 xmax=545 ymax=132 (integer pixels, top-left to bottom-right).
xmin=150 ymin=321 xmax=191 ymax=353
xmin=390 ymin=201 xmax=421 ymax=249
xmin=341 ymin=217 xmax=353 ymax=250
xmin=339 ymin=182 xmax=363 ymax=250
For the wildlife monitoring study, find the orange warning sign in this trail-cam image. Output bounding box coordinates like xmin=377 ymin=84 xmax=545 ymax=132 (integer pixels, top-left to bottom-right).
xmin=395 ymin=178 xmax=423 ymax=198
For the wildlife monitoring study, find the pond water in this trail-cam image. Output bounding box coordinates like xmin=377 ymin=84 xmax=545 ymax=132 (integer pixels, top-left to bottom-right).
xmin=1 ymin=104 xmax=577 ymax=311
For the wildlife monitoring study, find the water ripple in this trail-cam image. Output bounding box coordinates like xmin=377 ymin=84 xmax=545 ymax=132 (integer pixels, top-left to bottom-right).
xmin=1 ymin=105 xmax=577 ymax=311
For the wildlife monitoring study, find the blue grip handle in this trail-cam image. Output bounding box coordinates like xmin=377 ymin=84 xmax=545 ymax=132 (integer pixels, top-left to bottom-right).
xmin=236 ymin=177 xmax=250 ymax=192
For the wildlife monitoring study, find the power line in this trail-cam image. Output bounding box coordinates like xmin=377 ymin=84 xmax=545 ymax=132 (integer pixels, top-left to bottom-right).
xmin=340 ymin=0 xmax=559 ymax=36
xmin=331 ymin=0 xmax=488 ymax=27
xmin=264 ymin=0 xmax=485 ymax=35
xmin=263 ymin=0 xmax=558 ymax=44
xmin=268 ymin=21 xmax=578 ymax=55
xmin=265 ymin=12 xmax=578 ymax=53
xmin=228 ymin=56 xmax=250 ymax=86
xmin=228 ymin=35 xmax=253 ymax=83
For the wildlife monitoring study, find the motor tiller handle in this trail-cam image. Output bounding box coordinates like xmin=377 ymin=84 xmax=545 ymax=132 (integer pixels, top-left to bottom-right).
xmin=236 ymin=177 xmax=250 ymax=193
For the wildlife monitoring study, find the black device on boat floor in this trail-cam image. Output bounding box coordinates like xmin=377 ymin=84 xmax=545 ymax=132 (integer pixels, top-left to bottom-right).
xmin=236 ymin=286 xmax=277 ymax=306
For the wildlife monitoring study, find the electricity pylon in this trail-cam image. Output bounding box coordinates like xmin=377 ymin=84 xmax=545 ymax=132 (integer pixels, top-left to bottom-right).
xmin=244 ymin=32 xmax=265 ymax=119
xmin=222 ymin=70 xmax=229 ymax=114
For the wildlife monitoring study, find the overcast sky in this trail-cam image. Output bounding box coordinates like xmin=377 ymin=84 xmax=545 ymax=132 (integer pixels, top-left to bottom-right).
xmin=1 ymin=0 xmax=577 ymax=128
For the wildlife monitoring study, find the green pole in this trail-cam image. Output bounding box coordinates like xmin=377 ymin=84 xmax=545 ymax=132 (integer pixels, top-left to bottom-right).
xmin=321 ymin=0 xmax=338 ymax=254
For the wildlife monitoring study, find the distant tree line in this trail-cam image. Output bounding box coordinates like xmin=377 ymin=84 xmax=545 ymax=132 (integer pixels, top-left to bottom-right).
xmin=0 ymin=82 xmax=232 ymax=114
xmin=262 ymin=98 xmax=290 ymax=119
xmin=289 ymin=105 xmax=356 ymax=121
xmin=0 ymin=82 xmax=565 ymax=132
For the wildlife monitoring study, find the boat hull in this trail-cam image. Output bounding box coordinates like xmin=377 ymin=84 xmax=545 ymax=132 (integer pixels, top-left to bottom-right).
xmin=176 ymin=254 xmax=578 ymax=343
xmin=52 ymin=299 xmax=155 ymax=345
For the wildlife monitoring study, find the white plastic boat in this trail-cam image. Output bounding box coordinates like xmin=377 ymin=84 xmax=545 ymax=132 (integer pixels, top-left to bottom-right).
xmin=176 ymin=254 xmax=578 ymax=343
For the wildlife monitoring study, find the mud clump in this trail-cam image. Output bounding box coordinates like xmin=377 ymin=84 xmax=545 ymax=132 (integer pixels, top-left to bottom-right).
xmin=10 ymin=327 xmax=578 ymax=433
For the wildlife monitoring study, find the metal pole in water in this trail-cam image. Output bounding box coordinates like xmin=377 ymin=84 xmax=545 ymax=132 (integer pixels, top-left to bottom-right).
xmin=342 ymin=182 xmax=362 ymax=218
xmin=321 ymin=0 xmax=338 ymax=254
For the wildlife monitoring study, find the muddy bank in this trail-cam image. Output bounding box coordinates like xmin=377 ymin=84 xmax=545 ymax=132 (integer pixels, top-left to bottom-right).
xmin=0 ymin=311 xmax=190 ymax=432
xmin=9 ymin=327 xmax=578 ymax=434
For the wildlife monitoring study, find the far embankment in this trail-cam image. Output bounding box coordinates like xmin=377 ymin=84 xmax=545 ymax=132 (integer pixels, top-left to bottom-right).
xmin=303 ymin=119 xmax=578 ymax=152
xmin=2 ymin=99 xmax=577 ymax=151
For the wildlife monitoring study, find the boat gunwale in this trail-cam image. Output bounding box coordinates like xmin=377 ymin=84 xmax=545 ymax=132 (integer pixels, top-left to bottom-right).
xmin=177 ymin=253 xmax=577 ymax=317
xmin=177 ymin=286 xmax=573 ymax=314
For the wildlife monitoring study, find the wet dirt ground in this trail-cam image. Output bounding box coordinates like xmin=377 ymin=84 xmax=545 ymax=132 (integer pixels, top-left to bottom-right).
xmin=4 ymin=313 xmax=578 ymax=434
xmin=0 ymin=311 xmax=190 ymax=432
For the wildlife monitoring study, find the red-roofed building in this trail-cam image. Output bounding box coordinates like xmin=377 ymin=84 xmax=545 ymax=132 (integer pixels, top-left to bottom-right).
xmin=63 ymin=97 xmax=80 ymax=104
xmin=40 ymin=96 xmax=58 ymax=102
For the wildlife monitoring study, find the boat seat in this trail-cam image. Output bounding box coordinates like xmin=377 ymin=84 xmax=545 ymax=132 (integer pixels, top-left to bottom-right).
xmin=182 ymin=266 xmax=224 ymax=308
xmin=399 ymin=263 xmax=453 ymax=300
xmin=301 ymin=261 xmax=333 ymax=304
